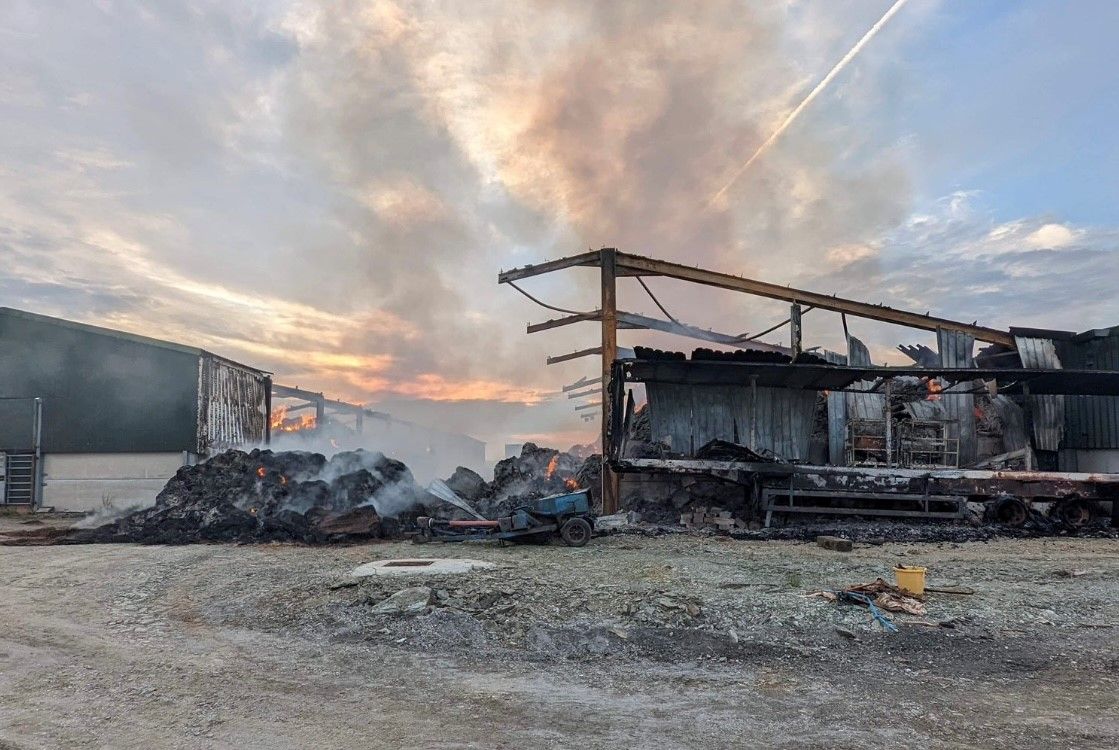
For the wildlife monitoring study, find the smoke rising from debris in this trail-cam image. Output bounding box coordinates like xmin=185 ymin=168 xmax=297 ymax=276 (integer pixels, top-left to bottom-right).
xmin=5 ymin=1 xmax=1115 ymax=448
xmin=275 ymin=0 xmax=916 ymax=365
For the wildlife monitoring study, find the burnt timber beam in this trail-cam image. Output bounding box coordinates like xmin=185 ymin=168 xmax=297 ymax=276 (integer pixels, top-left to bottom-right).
xmin=575 ymin=401 xmax=602 ymax=411
xmin=497 ymin=250 xmax=603 ymax=283
xmin=547 ymin=347 xmax=602 ymax=365
xmin=614 ymin=252 xmax=1015 ymax=347
xmin=566 ymin=388 xmax=599 ymax=400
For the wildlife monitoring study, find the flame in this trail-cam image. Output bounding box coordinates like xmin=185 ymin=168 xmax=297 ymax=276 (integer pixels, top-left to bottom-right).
xmin=926 ymin=379 xmax=943 ymax=402
xmin=256 ymin=466 xmax=266 ymax=478
xmin=545 ymin=454 xmax=559 ymax=479
xmin=270 ymin=404 xmax=318 ymax=432
xmin=280 ymin=475 xmax=288 ymax=485
xmin=564 ymin=478 xmax=580 ymax=491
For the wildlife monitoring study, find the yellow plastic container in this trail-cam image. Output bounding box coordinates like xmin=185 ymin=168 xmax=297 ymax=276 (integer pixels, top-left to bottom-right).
xmin=894 ymin=566 xmax=927 ymax=596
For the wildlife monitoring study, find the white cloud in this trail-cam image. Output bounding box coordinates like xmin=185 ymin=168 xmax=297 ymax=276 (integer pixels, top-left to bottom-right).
xmin=1026 ymin=222 xmax=1077 ymax=249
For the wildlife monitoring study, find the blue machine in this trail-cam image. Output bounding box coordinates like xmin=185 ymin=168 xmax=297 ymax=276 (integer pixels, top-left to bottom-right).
xmin=414 ymin=489 xmax=595 ymax=547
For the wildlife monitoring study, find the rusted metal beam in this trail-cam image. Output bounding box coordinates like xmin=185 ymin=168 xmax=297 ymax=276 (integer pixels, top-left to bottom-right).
xmin=562 ymin=376 xmax=601 ymax=392
xmin=601 ymin=248 xmax=620 ymax=513
xmin=497 ymin=250 xmax=602 ymax=283
xmin=614 ymin=252 xmax=1015 ymax=347
xmin=527 ymin=309 xmax=789 ymax=352
xmin=526 ymin=311 xmax=601 ymax=333
xmin=547 ymin=347 xmax=602 ymax=365
xmin=617 ymin=312 xmax=788 ymax=352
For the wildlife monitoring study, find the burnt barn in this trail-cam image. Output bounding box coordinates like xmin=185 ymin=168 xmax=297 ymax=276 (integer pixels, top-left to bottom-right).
xmin=500 ymin=250 xmax=1119 ymax=527
xmin=0 ymin=308 xmax=270 ymax=512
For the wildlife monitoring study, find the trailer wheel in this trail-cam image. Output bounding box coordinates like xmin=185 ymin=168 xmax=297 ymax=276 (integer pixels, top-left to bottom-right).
xmin=560 ymin=517 xmax=592 ymax=547
xmin=1051 ymin=497 xmax=1094 ymax=528
xmin=987 ymin=495 xmax=1028 ymax=527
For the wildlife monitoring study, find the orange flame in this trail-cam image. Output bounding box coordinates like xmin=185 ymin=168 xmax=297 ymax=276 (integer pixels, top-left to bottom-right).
xmin=545 ymin=454 xmax=559 ymax=479
xmin=564 ymin=478 xmax=580 ymax=491
xmin=256 ymin=466 xmax=266 ymax=478
xmin=270 ymin=404 xmax=317 ymax=432
xmin=926 ymin=379 xmax=943 ymax=402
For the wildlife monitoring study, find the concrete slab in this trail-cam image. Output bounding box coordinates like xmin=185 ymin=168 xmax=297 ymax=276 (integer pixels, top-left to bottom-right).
xmin=350 ymin=558 xmax=496 ymax=577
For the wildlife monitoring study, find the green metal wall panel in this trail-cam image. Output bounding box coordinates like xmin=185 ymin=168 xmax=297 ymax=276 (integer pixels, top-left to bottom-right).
xmin=0 ymin=310 xmax=200 ymax=452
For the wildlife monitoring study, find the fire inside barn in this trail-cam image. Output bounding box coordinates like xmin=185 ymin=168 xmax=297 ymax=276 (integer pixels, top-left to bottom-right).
xmin=0 ymin=308 xmax=484 ymax=511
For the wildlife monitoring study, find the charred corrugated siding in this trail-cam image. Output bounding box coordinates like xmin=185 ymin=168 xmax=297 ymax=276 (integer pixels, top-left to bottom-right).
xmin=197 ymin=355 xmax=269 ymax=453
xmin=646 ymin=382 xmax=816 ymax=460
xmin=1055 ymin=327 xmax=1119 ymax=450
xmin=937 ymin=328 xmax=978 ymax=465
xmin=1014 ymin=336 xmax=1065 ymax=452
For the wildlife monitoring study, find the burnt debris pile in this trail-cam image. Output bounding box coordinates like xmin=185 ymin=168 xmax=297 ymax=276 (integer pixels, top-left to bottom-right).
xmin=69 ymin=449 xmax=424 ymax=544
xmin=444 ymin=443 xmax=602 ymax=518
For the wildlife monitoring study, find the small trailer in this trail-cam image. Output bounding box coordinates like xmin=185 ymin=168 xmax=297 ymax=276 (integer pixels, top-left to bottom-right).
xmin=413 ymin=489 xmax=596 ymax=547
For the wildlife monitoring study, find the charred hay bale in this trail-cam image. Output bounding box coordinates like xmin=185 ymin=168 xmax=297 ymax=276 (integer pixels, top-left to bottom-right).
xmin=67 ymin=448 xmax=427 ymax=545
xmin=330 ymin=470 xmax=384 ymax=511
xmin=489 ymin=443 xmax=583 ymax=502
xmin=444 ymin=466 xmax=490 ymax=503
xmin=324 ymin=450 xmax=415 ymax=486
xmin=317 ymin=506 xmax=381 ymax=537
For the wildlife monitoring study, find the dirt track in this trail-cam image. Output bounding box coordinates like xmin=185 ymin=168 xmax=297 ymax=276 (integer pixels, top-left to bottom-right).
xmin=1 ymin=523 xmax=1117 ymax=749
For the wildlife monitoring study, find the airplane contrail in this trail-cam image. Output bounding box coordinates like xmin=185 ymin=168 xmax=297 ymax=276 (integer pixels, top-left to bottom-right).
xmin=707 ymin=0 xmax=911 ymax=208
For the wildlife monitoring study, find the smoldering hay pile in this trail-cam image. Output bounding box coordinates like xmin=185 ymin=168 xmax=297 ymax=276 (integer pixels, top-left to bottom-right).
xmin=68 ymin=449 xmax=424 ymax=545
xmin=54 ymin=443 xmax=600 ymax=546
xmin=445 ymin=442 xmax=602 ymax=520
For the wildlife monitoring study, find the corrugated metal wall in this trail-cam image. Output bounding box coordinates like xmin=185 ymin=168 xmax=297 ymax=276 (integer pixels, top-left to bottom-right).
xmin=196 ymin=355 xmax=269 ymax=453
xmin=825 ymin=350 xmax=848 ymax=464
xmin=845 ymin=337 xmax=884 ymax=421
xmin=646 ymin=382 xmax=817 ymax=461
xmin=937 ymin=328 xmax=978 ymax=465
xmin=1056 ymin=330 xmax=1119 ymax=449
xmin=1014 ymin=336 xmax=1065 ymax=451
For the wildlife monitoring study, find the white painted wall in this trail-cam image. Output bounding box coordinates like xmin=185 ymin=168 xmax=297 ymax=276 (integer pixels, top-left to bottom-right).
xmin=42 ymin=452 xmax=186 ymax=512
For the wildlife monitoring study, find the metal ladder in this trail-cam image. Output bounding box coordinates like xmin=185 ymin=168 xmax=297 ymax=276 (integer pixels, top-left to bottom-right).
xmin=2 ymin=453 xmax=36 ymax=505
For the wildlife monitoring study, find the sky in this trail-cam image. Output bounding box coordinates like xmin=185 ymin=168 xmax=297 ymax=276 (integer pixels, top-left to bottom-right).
xmin=1 ymin=0 xmax=1117 ymax=458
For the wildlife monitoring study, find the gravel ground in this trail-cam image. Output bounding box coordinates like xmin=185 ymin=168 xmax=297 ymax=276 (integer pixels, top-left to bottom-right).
xmin=1 ymin=516 xmax=1117 ymax=749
